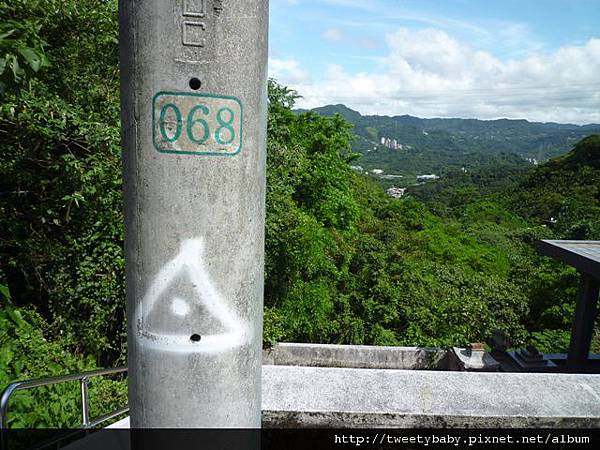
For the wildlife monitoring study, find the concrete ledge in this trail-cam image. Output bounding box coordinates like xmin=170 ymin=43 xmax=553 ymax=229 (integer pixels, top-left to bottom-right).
xmin=263 ymin=343 xmax=451 ymax=370
xmin=110 ymin=364 xmax=600 ymax=428
xmin=262 ymin=365 xmax=600 ymax=428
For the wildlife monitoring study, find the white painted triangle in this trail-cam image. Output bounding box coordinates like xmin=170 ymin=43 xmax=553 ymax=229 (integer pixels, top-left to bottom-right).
xmin=135 ymin=238 xmax=249 ymax=353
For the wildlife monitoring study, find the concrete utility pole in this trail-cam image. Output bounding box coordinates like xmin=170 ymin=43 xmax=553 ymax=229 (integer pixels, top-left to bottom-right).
xmin=119 ymin=0 xmax=268 ymax=427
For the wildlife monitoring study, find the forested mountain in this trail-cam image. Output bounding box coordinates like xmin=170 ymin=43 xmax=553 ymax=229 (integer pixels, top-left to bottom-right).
xmin=305 ymin=104 xmax=600 ymax=178
xmin=410 ymin=134 xmax=600 ymax=240
xmin=510 ymin=134 xmax=600 ymax=238
xmin=407 ymin=135 xmax=600 ymax=355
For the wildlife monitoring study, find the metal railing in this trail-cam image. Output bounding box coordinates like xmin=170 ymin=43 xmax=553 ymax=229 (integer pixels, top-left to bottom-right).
xmin=0 ymin=366 xmax=128 ymax=430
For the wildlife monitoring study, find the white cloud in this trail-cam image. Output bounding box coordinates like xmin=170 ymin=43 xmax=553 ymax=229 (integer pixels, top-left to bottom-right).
xmin=268 ymin=28 xmax=600 ymax=124
xmin=268 ymin=57 xmax=310 ymax=84
xmin=322 ymin=28 xmax=343 ymax=42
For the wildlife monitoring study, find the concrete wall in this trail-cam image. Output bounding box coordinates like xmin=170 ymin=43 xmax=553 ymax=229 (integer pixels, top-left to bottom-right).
xmin=263 ymin=343 xmax=453 ymax=370
xmin=109 ymin=364 xmax=600 ymax=428
xmin=262 ymin=365 xmax=600 ymax=428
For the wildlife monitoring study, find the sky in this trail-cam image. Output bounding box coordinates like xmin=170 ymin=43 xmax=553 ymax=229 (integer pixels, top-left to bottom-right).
xmin=268 ymin=0 xmax=600 ymax=124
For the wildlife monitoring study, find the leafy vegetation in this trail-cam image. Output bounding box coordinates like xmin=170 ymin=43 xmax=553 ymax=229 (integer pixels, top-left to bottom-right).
xmin=510 ymin=134 xmax=600 ymax=239
xmin=0 ymin=283 xmax=126 ymax=427
xmin=0 ymin=17 xmax=48 ymax=95
xmin=1 ymin=0 xmax=125 ymax=427
xmin=1 ymin=0 xmax=599 ymax=428
xmin=0 ymin=0 xmax=124 ymax=367
xmin=265 ymin=85 xmax=541 ymax=348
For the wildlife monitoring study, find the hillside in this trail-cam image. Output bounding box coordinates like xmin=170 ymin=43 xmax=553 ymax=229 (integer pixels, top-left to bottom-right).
xmin=510 ymin=134 xmax=600 ymax=239
xmin=306 ymin=104 xmax=600 ymax=180
xmin=409 ymin=134 xmax=600 ymax=239
xmin=406 ymin=135 xmax=600 ymax=354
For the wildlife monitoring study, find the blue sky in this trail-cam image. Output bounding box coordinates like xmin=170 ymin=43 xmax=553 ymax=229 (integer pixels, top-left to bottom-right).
xmin=268 ymin=0 xmax=600 ymax=123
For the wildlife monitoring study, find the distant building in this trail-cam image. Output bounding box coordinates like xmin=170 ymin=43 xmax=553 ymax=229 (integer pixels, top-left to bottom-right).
xmin=417 ymin=174 xmax=440 ymax=182
xmin=350 ymin=165 xmax=364 ymax=173
xmin=372 ymin=169 xmax=384 ymax=175
xmin=379 ymin=136 xmax=403 ymax=150
xmin=386 ymin=187 xmax=407 ymax=198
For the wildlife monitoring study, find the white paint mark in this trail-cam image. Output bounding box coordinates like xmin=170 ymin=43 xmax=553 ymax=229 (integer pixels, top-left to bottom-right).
xmin=135 ymin=238 xmax=249 ymax=353
xmin=171 ymin=297 xmax=190 ymax=317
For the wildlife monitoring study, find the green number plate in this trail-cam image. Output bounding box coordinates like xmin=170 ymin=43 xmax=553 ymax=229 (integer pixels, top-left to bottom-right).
xmin=153 ymin=91 xmax=243 ymax=156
